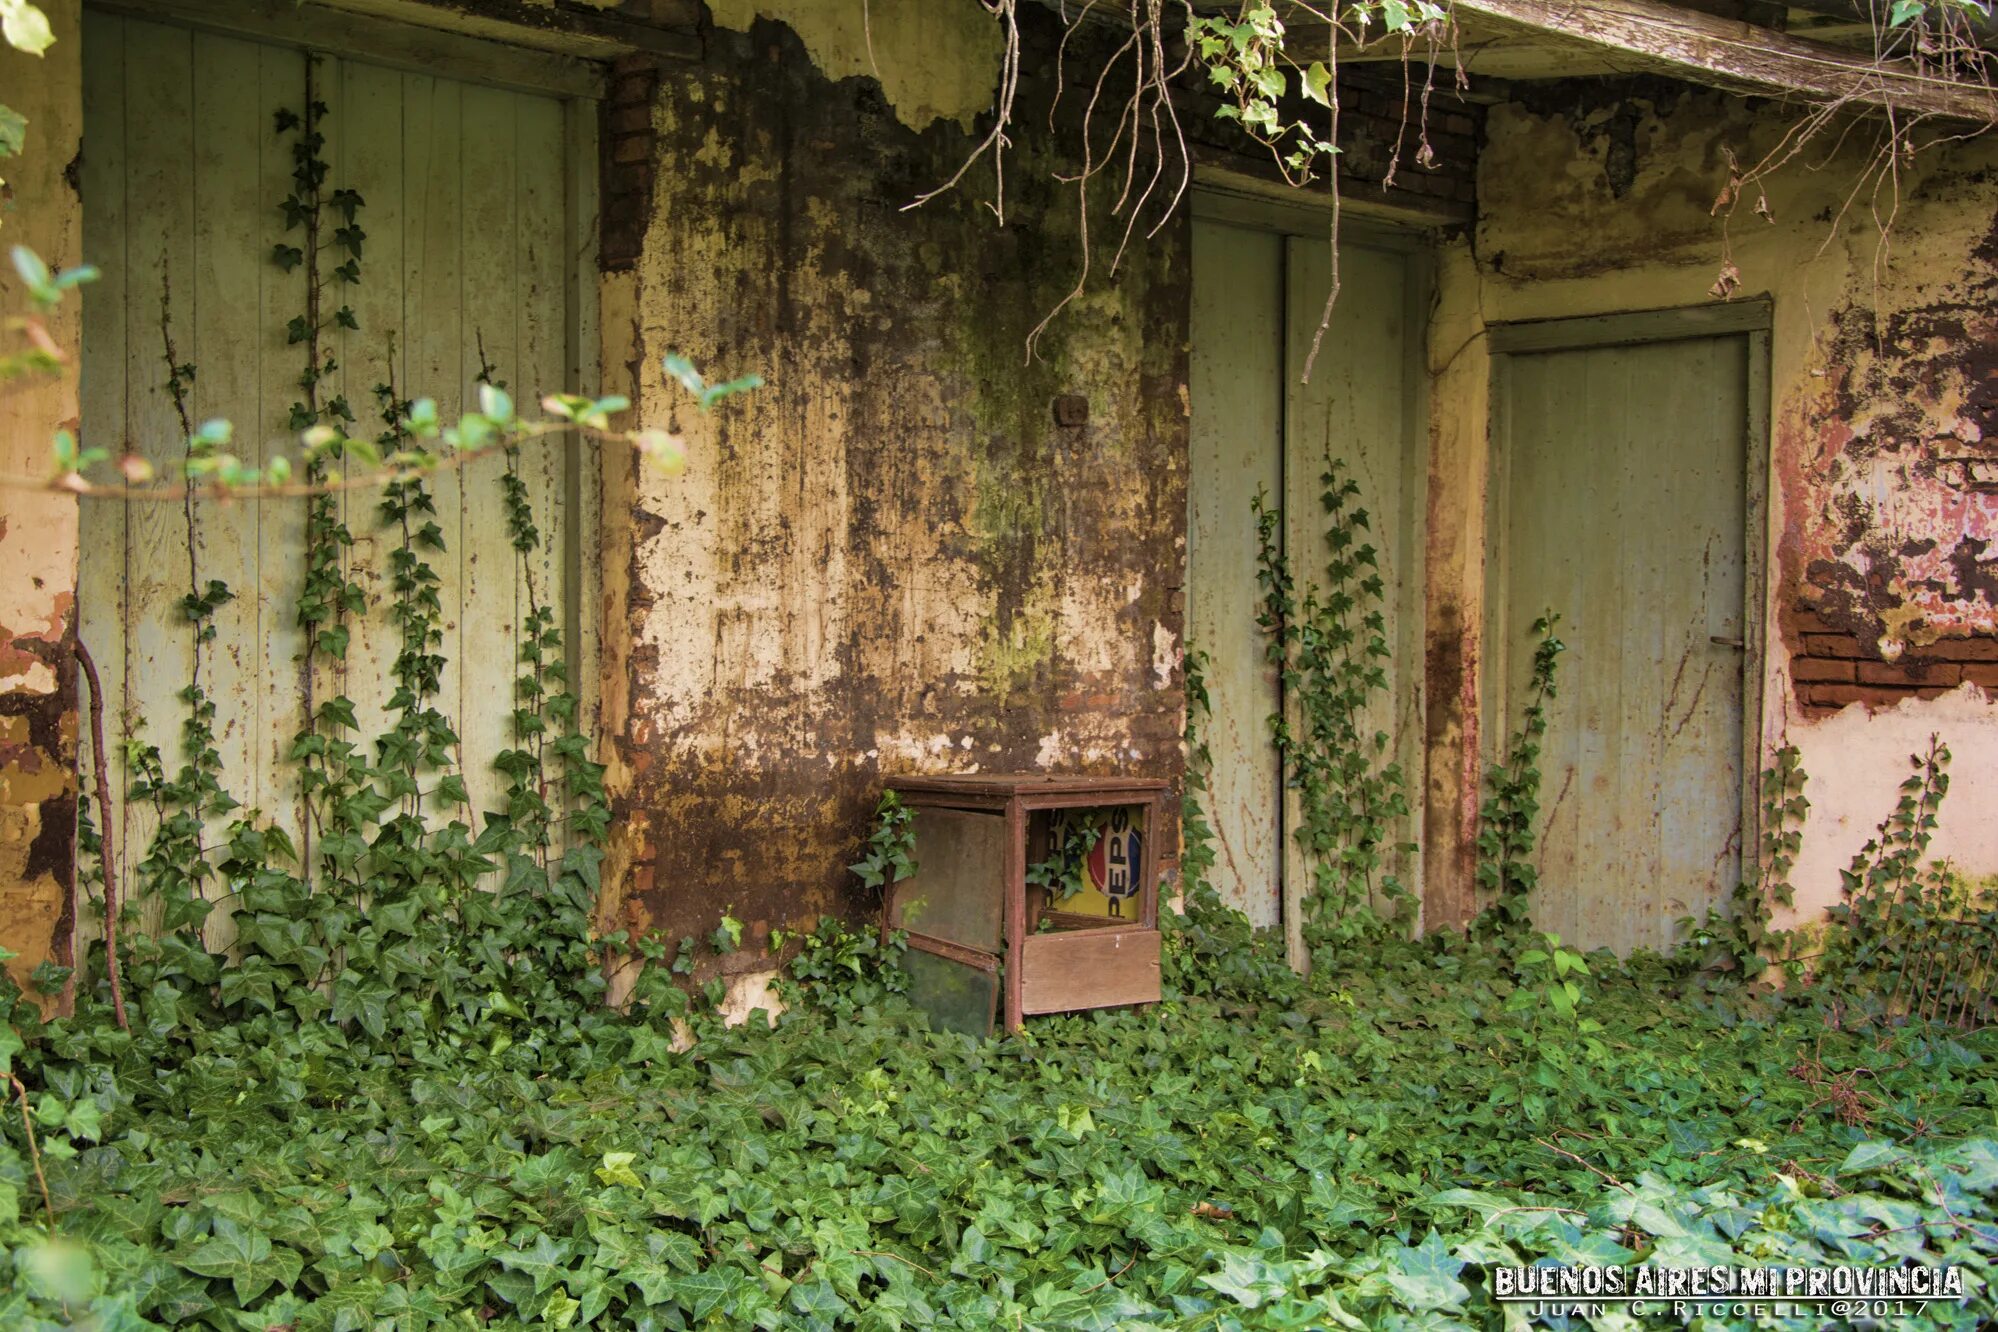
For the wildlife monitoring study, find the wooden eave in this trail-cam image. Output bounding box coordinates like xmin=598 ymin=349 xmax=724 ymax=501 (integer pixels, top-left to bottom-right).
xmin=1179 ymin=0 xmax=1997 ymax=122
xmin=1449 ymin=0 xmax=1998 ymax=122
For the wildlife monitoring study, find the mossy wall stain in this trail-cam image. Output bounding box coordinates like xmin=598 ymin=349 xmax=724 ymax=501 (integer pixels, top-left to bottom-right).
xmin=599 ymin=8 xmax=1189 ymax=949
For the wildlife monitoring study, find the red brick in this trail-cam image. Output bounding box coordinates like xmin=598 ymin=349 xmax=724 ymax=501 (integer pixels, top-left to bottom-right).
xmin=1961 ymin=662 xmax=1998 ymax=688
xmin=1790 ymin=657 xmax=1854 ymax=683
xmin=1780 ymin=604 xmax=1839 ymax=635
xmin=1801 ymin=632 xmax=1866 ymax=659
xmin=612 ymin=133 xmax=654 ymax=165
xmin=1858 ymin=660 xmax=1959 ymax=687
xmin=611 ymin=70 xmax=658 ymax=105
xmin=608 ymin=102 xmax=653 ymax=136
xmin=1801 ymin=682 xmax=1906 ymax=709
xmin=1927 ymin=636 xmax=1998 ymax=662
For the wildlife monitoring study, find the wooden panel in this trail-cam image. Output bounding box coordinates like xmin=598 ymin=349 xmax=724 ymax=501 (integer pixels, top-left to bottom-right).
xmin=254 ymin=40 xmax=311 ymax=838
xmin=1494 ymin=332 xmax=1750 ymax=954
xmin=401 ymin=69 xmax=468 ymax=811
xmin=1283 ymin=237 xmax=1425 ymax=939
xmin=77 ymin=9 xmax=130 ymax=900
xmin=457 ymin=80 xmax=520 ymax=822
xmin=123 ymin=19 xmax=200 ymax=932
xmin=1018 ymin=929 xmax=1162 ymax=1015
xmin=517 ymin=91 xmax=570 ymax=710
xmin=78 ymin=13 xmax=589 ymax=897
xmin=336 ymin=56 xmax=409 ymax=750
xmin=1186 ymin=219 xmax=1284 ymax=928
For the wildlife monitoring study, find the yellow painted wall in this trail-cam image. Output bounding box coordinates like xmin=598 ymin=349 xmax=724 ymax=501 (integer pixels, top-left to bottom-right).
xmin=1426 ymin=86 xmax=1998 ymax=934
xmin=706 ymin=0 xmax=1002 ymax=132
xmin=0 ymin=0 xmax=83 ymax=996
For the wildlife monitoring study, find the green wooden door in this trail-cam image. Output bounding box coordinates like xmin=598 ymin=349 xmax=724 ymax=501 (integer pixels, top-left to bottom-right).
xmin=1188 ymin=204 xmax=1425 ymax=956
xmin=77 ymin=10 xmax=596 ymax=913
xmin=1187 ymin=218 xmax=1284 ymax=927
xmin=1491 ymin=322 xmax=1759 ymax=955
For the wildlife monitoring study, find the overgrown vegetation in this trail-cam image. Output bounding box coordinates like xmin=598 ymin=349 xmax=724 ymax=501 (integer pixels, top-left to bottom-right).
xmin=12 ymin=901 xmax=1998 ymax=1327
xmin=9 ymin=8 xmax=1998 ymax=1326
xmin=1475 ymin=613 xmax=1565 ymax=940
xmin=1251 ymin=461 xmax=1416 ymax=960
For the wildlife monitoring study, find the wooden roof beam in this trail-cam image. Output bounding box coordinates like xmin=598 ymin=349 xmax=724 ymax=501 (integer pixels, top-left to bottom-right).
xmin=1453 ymin=0 xmax=1998 ymax=120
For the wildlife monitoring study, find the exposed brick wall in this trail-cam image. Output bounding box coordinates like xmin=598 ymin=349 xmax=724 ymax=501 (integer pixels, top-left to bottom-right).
xmin=600 ymin=54 xmax=662 ymax=271
xmin=1783 ymin=602 xmax=1998 ymax=714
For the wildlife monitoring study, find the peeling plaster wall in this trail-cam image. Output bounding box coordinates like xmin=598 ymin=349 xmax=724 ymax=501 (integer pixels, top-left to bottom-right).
xmin=594 ymin=4 xmax=1190 ymax=958
xmin=0 ymin=0 xmax=83 ymax=996
xmin=1426 ymin=82 xmax=1998 ymax=934
xmin=706 ymin=0 xmax=1002 ymax=133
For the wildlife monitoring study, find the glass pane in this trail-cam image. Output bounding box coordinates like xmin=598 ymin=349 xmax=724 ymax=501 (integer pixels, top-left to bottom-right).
xmin=888 ymin=808 xmax=1005 ymax=952
xmin=902 ymin=948 xmax=997 ymax=1039
xmin=1043 ymin=804 xmax=1147 ymax=922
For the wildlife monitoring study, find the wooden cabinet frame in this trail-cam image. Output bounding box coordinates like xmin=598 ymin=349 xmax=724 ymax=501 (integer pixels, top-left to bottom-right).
xmin=884 ymin=774 xmax=1168 ymax=1033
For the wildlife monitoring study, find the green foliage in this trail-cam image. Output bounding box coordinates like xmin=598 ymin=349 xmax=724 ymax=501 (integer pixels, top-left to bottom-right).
xmin=1507 ymin=931 xmax=1592 ymax=1022
xmin=1819 ymin=736 xmax=1998 ymax=1026
xmin=1679 ymin=744 xmax=1809 ymax=979
xmin=1162 ymin=648 xmax=1301 ymax=1005
xmin=1253 ymin=461 xmax=1415 ymax=960
xmin=848 ymin=789 xmax=917 ymax=893
xmin=1025 ymin=810 xmax=1105 ymax=905
xmin=662 ymin=351 xmax=764 ymax=411
xmin=10 ymin=929 xmax=1998 ymax=1327
xmin=1474 ymin=611 xmax=1565 ymax=938
xmin=771 ymin=915 xmax=908 ymax=1022
xmin=1186 ymin=0 xmax=1448 ymax=184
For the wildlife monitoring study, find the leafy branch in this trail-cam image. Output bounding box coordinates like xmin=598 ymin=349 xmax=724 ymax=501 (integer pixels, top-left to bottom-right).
xmin=1474 ymin=612 xmax=1564 ymax=940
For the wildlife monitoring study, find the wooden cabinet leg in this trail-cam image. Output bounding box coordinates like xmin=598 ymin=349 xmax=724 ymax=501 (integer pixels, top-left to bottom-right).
xmin=1003 ymin=795 xmax=1025 ymax=1033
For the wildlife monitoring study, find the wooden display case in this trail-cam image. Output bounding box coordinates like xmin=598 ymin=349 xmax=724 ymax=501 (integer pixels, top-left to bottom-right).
xmin=880 ymin=773 xmax=1168 ymax=1035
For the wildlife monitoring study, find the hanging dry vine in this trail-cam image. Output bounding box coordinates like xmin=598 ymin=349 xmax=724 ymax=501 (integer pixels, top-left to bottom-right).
xmin=1711 ymin=2 xmax=1998 ymax=303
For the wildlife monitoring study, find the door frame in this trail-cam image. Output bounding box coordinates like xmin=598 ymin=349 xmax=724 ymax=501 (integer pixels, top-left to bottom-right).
xmin=1483 ymin=299 xmax=1773 ymax=932
xmin=1188 ymin=180 xmax=1436 ymax=968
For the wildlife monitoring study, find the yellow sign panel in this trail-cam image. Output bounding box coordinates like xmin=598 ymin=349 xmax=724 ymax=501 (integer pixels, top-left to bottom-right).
xmin=1047 ymin=806 xmax=1145 ymax=920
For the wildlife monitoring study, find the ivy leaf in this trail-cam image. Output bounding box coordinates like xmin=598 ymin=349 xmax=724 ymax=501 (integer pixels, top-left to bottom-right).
xmin=3 ymin=0 xmax=56 ymax=54
xmin=0 ymin=103 xmax=26 ymax=158
xmin=1384 ymin=1230 xmax=1469 ymax=1311
xmin=1197 ymin=1251 xmax=1292 ymax=1309
xmin=178 ymin=1219 xmax=302 ymax=1305
xmin=1302 ymin=61 xmax=1333 ymax=107
xmin=494 ymin=1232 xmax=575 ymax=1295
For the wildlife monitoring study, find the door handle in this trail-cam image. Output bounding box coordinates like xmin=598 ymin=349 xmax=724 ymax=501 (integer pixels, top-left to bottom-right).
xmin=1709 ymin=635 xmax=1744 ymax=650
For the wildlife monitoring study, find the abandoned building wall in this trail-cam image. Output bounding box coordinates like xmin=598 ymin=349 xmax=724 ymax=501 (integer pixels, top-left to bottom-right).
xmin=1427 ymin=82 xmax=1998 ymax=933
xmin=592 ymin=1 xmax=1193 ymax=980
xmin=0 ymin=0 xmax=83 ymax=993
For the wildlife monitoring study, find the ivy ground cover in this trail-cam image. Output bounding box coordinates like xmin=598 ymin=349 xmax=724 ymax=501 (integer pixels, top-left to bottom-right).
xmin=6 ymin=933 xmax=1998 ymax=1330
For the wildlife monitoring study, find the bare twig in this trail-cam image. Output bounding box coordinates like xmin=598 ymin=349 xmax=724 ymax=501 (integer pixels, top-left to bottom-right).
xmin=1078 ymin=1253 xmax=1138 ymax=1294
xmin=7 ymin=1072 xmax=55 ymax=1224
xmin=855 ymin=1248 xmax=939 ymax=1279
xmin=1534 ymin=1134 xmax=1635 ymax=1195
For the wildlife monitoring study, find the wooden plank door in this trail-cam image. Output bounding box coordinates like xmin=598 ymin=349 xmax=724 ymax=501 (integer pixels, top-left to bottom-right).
xmin=1280 ymin=235 xmax=1425 ymax=955
xmin=1187 ymin=218 xmax=1284 ymax=927
xmin=1187 ymin=204 xmax=1426 ymax=956
xmin=77 ymin=11 xmax=591 ymax=909
xmin=1490 ymin=325 xmax=1757 ymax=954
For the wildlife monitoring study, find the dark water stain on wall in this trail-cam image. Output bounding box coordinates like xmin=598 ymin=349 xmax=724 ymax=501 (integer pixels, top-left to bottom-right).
xmin=609 ymin=10 xmax=1190 ymax=954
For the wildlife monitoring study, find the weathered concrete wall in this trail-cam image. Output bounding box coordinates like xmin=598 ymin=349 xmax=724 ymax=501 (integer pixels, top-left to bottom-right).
xmin=1425 ymin=80 xmax=1998 ymax=933
xmin=0 ymin=0 xmax=83 ymax=995
xmin=593 ymin=2 xmax=1193 ymax=968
